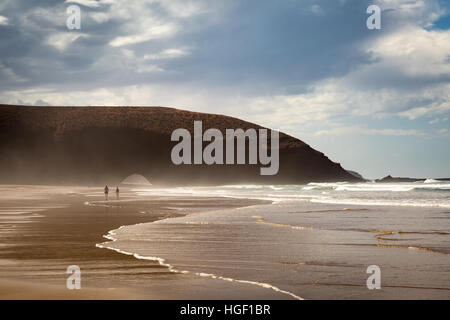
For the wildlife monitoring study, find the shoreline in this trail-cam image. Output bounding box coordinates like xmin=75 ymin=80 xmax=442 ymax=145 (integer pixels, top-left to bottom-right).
xmin=1 ymin=184 xmax=449 ymax=300
xmin=98 ymin=188 xmax=450 ymax=300
xmin=95 ymin=205 xmax=303 ymax=301
xmin=0 ymin=186 xmax=278 ymax=299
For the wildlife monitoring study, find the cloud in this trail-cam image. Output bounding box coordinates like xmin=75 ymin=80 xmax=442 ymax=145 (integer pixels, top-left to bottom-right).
xmin=429 ymin=118 xmax=440 ymax=124
xmin=439 ymin=128 xmax=449 ymax=135
xmin=109 ymin=22 xmax=178 ymax=47
xmin=0 ymin=15 xmax=9 ymax=26
xmin=91 ymin=0 xmax=209 ymax=47
xmin=34 ymin=99 xmax=51 ymax=106
xmin=309 ymin=5 xmax=323 ymax=15
xmin=64 ymin=0 xmax=104 ymax=9
xmin=0 ymin=63 xmax=26 ymax=83
xmin=155 ymin=0 xmax=208 ymax=18
xmin=364 ymin=26 xmax=450 ymax=80
xmin=46 ymin=33 xmax=89 ymax=52
xmin=253 ymin=24 xmax=450 ymax=123
xmin=376 ymin=0 xmax=445 ymax=28
xmin=313 ymin=127 xmax=425 ymax=137
xmin=143 ymin=48 xmax=190 ymax=60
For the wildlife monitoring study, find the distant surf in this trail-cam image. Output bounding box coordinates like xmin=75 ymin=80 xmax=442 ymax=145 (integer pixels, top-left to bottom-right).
xmin=133 ymin=181 xmax=450 ymax=208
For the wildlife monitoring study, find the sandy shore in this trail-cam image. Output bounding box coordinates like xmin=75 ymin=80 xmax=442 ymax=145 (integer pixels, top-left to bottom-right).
xmin=0 ymin=279 xmax=145 ymax=300
xmin=3 ymin=184 xmax=447 ymax=300
xmin=0 ymin=185 xmax=286 ymax=299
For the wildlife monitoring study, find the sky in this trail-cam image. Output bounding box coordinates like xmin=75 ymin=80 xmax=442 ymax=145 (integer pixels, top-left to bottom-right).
xmin=0 ymin=0 xmax=449 ymax=179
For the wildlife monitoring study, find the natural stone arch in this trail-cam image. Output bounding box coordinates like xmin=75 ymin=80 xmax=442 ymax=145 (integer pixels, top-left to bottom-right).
xmin=120 ymin=173 xmax=152 ymax=186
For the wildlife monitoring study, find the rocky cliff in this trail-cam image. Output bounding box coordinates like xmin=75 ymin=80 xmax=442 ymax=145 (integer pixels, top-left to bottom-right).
xmin=0 ymin=105 xmax=359 ymax=185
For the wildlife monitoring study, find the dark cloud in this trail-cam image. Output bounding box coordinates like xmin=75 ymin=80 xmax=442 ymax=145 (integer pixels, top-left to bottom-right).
xmin=0 ymin=0 xmax=383 ymax=95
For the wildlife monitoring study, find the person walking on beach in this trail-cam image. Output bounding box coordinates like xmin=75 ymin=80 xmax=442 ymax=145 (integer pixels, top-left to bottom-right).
xmin=104 ymin=185 xmax=109 ymax=200
xmin=115 ymin=186 xmax=120 ymax=199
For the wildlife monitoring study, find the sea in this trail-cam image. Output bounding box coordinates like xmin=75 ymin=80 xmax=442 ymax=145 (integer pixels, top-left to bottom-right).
xmin=97 ymin=180 xmax=450 ymax=299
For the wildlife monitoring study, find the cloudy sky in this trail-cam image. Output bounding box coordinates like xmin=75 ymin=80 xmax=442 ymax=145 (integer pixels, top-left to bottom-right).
xmin=0 ymin=0 xmax=449 ymax=179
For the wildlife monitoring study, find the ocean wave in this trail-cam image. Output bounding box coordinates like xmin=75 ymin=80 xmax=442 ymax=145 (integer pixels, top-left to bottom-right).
xmin=129 ymin=183 xmax=450 ymax=208
xmin=310 ymin=198 xmax=450 ymax=208
xmin=96 ymin=224 xmax=304 ymax=300
xmin=413 ymin=187 xmax=450 ymax=192
xmin=303 ymin=181 xmax=450 ymax=192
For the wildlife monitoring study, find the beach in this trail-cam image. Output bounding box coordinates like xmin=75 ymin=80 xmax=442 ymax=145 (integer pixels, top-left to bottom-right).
xmin=0 ymin=183 xmax=449 ymax=300
xmin=0 ymin=184 xmax=288 ymax=299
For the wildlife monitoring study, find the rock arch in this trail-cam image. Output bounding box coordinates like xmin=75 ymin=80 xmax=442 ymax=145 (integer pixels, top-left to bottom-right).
xmin=120 ymin=173 xmax=152 ymax=186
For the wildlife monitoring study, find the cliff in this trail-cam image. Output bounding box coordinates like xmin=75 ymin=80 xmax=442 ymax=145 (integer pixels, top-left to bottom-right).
xmin=0 ymin=105 xmax=360 ymax=185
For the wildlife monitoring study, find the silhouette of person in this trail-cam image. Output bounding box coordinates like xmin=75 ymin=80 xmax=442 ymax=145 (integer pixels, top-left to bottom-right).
xmin=104 ymin=185 xmax=109 ymax=200
xmin=115 ymin=186 xmax=120 ymax=199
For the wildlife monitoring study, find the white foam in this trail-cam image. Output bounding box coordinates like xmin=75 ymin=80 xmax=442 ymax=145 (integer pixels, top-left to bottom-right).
xmin=96 ymin=224 xmax=303 ymax=300
xmin=310 ymin=198 xmax=450 ymax=208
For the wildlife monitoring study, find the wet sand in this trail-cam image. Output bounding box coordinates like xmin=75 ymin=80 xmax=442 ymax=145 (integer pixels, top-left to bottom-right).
xmin=2 ymin=185 xmax=448 ymax=300
xmin=0 ymin=185 xmax=288 ymax=299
